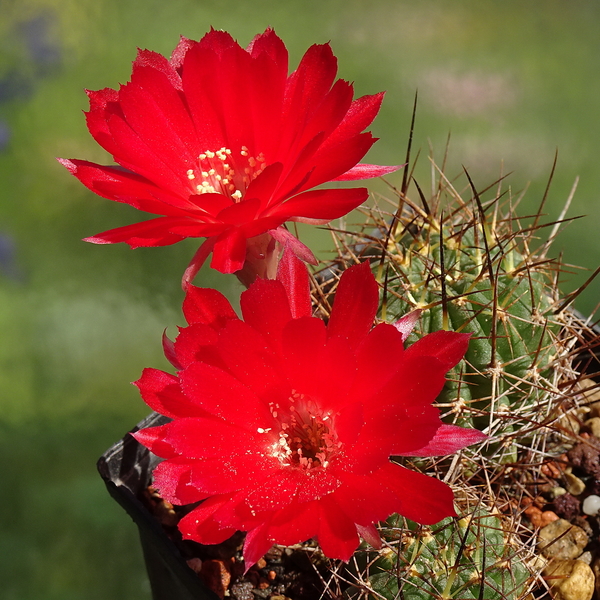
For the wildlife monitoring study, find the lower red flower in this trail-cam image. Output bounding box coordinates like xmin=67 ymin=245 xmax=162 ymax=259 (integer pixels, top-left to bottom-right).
xmin=60 ymin=28 xmax=400 ymax=285
xmin=133 ymin=251 xmax=486 ymax=566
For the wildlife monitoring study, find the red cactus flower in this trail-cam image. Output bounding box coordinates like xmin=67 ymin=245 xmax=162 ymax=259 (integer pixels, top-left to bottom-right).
xmin=59 ymin=28 xmax=399 ymax=285
xmin=133 ymin=251 xmax=486 ymax=566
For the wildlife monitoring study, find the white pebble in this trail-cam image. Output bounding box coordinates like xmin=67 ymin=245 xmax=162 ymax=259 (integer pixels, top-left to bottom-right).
xmin=582 ymin=495 xmax=600 ymax=516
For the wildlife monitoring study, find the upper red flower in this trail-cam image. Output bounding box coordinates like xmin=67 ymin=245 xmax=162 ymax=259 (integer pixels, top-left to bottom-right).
xmin=133 ymin=251 xmax=486 ymax=567
xmin=60 ymin=28 xmax=398 ymax=282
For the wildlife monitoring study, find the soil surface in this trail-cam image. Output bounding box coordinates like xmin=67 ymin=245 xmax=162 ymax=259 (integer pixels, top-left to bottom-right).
xmin=141 ymin=486 xmax=332 ymax=600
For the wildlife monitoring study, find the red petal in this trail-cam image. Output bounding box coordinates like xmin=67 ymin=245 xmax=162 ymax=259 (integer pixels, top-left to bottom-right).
xmin=392 ymin=309 xmax=422 ymax=342
xmin=134 ymin=48 xmax=183 ymax=90
xmin=268 ymin=227 xmax=318 ymax=265
xmin=402 ymin=424 xmax=487 ymax=457
xmin=131 ymin=424 xmax=178 ymax=458
xmin=371 ymin=354 xmax=450 ymax=410
xmin=270 ymin=187 xmax=367 ymax=222
xmin=350 ymin=404 xmax=441 ymax=471
xmin=243 ymin=163 xmax=284 ymax=211
xmin=84 ymin=87 xmax=120 ymax=154
xmin=125 ymin=61 xmax=198 ymax=161
xmin=58 ymin=159 xmax=194 ymax=214
xmin=243 ymin=523 xmax=276 ymax=570
xmin=317 ymin=495 xmax=360 ymax=561
xmin=216 ymin=320 xmax=283 ymax=397
xmin=377 ymin=463 xmax=456 ymax=525
xmin=210 ymin=228 xmax=247 ymax=273
xmin=180 ymin=43 xmax=227 ymax=149
xmin=302 ymin=133 xmax=377 ymax=190
xmin=182 ymin=284 xmax=238 ymax=327
xmin=105 ymin=111 xmax=189 ymax=193
xmin=178 ymin=362 xmax=274 ymax=430
xmin=332 ymin=473 xmax=400 ymax=526
xmin=334 ymin=163 xmax=402 ymax=181
xmin=333 ymin=402 xmax=364 ymax=446
xmin=84 ymin=218 xmax=188 ymax=248
xmin=162 ymin=330 xmax=181 ymax=369
xmin=356 ymin=524 xmax=382 ymax=550
xmin=405 ymin=330 xmax=471 ymax=371
xmin=293 ymin=78 xmax=354 ymax=154
xmin=217 ymin=198 xmax=261 ymax=226
xmin=173 ymin=322 xmax=221 ymax=369
xmin=350 ymin=323 xmax=405 ymax=402
xmin=169 ymin=36 xmax=195 ymax=70
xmin=281 ymin=319 xmax=357 ymax=407
xmin=178 ymin=495 xmax=237 ymax=545
xmin=134 ymin=368 xmax=207 ymax=419
xmin=151 ymin=459 xmax=208 ymax=504
xmin=159 ymin=417 xmax=263 ymax=460
xmin=279 ymin=43 xmax=338 ymax=156
xmin=327 ymin=261 xmax=378 ymax=349
xmin=188 ymin=456 xmax=275 ymax=496
xmin=243 ymin=469 xmax=302 ymax=512
xmin=182 ymin=238 xmax=217 ymax=288
xmin=276 ymin=246 xmax=312 ymax=319
xmin=320 ymin=92 xmax=384 ymax=152
xmin=240 ymin=279 xmax=291 ymax=347
xmin=246 ymin=28 xmax=288 ymax=71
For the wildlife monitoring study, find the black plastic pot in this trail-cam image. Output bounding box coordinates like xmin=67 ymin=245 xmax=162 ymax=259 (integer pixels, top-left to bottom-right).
xmin=97 ymin=412 xmax=219 ymax=600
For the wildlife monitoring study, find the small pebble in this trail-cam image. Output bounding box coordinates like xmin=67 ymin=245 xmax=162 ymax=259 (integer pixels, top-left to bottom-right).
xmin=553 ymin=493 xmax=581 ymax=521
xmin=585 ymin=417 xmax=600 ymax=438
xmin=564 ymin=472 xmax=586 ymax=496
xmin=538 ymin=519 xmax=589 ymax=560
xmin=543 ymin=559 xmax=594 ymax=600
xmin=582 ymin=494 xmax=600 ymax=516
xmin=186 ymin=557 xmax=203 ymax=573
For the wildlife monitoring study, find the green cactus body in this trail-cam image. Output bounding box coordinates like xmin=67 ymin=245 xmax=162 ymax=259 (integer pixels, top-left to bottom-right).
xmin=380 ymin=218 xmax=560 ymax=441
xmin=349 ymin=509 xmax=530 ymax=600
xmin=325 ymin=165 xmax=580 ymax=600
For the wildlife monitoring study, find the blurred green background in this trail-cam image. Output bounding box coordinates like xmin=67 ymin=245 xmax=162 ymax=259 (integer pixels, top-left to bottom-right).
xmin=1 ymin=0 xmax=599 ymax=598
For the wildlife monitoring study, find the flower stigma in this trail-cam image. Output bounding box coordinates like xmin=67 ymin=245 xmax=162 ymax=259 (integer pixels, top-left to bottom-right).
xmin=187 ymin=146 xmax=267 ymax=202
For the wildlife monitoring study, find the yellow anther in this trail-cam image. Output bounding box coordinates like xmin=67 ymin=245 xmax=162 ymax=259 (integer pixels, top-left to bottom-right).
xmin=186 ymin=169 xmax=195 ymax=180
xmin=205 ymin=150 xmax=215 ymax=158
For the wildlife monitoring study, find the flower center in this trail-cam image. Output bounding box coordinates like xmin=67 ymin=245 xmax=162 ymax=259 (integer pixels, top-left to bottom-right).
xmin=186 ymin=146 xmax=267 ymax=202
xmin=266 ymin=391 xmax=342 ymax=470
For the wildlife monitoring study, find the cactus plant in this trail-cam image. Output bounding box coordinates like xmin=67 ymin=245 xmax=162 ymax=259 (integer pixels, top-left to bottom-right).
xmin=317 ymin=145 xmax=599 ymax=599
xmin=347 ymin=506 xmax=531 ymax=600
xmin=325 ymin=159 xmax=571 ymax=459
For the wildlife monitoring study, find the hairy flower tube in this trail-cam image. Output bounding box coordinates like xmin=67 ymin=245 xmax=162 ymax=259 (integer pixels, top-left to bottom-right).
xmin=59 ymin=28 xmax=399 ymax=285
xmin=133 ymin=251 xmax=486 ymax=566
